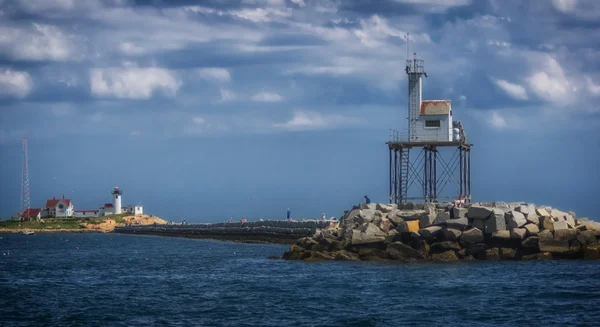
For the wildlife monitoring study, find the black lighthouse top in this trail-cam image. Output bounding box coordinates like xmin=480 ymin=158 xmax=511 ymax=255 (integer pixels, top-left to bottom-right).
xmin=112 ymin=185 xmax=122 ymax=195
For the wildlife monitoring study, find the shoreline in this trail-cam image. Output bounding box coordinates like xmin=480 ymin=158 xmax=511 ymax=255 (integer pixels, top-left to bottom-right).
xmin=0 ymin=228 xmax=105 ymax=234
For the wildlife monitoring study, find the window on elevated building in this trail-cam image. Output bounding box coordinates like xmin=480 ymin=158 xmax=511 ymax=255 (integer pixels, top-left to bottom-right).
xmin=425 ymin=120 xmax=441 ymax=128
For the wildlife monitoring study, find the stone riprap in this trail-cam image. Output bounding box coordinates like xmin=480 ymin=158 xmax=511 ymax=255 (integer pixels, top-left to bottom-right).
xmin=115 ymin=220 xmax=331 ymax=244
xmin=282 ymin=202 xmax=600 ymax=262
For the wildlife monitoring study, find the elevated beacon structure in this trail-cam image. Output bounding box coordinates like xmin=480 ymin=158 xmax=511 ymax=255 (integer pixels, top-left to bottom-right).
xmin=112 ymin=185 xmax=122 ymax=214
xmin=387 ymin=52 xmax=471 ymax=203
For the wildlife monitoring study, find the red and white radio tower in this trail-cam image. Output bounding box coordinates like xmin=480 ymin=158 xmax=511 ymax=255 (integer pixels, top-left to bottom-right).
xmin=21 ymin=137 xmax=30 ymax=214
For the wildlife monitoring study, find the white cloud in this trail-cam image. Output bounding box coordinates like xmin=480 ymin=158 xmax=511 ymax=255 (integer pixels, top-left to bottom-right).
xmin=193 ymin=116 xmax=206 ymax=124
xmin=586 ymin=77 xmax=600 ymax=96
xmin=489 ymin=111 xmax=507 ymax=129
xmin=525 ymin=55 xmax=570 ymax=103
xmin=0 ymin=23 xmax=72 ymax=61
xmin=394 ymin=0 xmax=472 ymax=12
xmin=219 ymin=88 xmax=236 ymax=102
xmin=90 ymin=67 xmax=181 ymax=99
xmin=493 ymin=79 xmax=528 ymax=100
xmin=552 ymin=0 xmax=577 ymax=13
xmin=197 ymin=68 xmax=231 ymax=83
xmin=119 ymin=42 xmax=145 ymax=55
xmin=0 ymin=68 xmax=33 ymax=98
xmin=251 ymin=91 xmax=283 ymax=102
xmin=230 ymin=8 xmax=291 ymax=23
xmin=274 ymin=111 xmax=360 ymax=131
xmin=290 ymin=0 xmax=306 ymax=7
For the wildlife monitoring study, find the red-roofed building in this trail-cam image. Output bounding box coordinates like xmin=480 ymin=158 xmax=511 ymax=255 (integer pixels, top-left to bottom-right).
xmin=21 ymin=208 xmax=42 ymax=221
xmin=41 ymin=195 xmax=74 ymax=218
xmin=414 ymin=100 xmax=453 ymax=142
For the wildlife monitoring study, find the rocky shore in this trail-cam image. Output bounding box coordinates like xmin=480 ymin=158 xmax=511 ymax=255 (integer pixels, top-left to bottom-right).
xmin=283 ymin=202 xmax=600 ymax=262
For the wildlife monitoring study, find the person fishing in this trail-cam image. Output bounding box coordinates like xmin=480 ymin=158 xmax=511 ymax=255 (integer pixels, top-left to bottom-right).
xmin=364 ymin=195 xmax=371 ymax=204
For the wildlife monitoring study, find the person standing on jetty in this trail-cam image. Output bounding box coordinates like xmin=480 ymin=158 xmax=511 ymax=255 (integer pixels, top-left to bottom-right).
xmin=364 ymin=195 xmax=371 ymax=204
xmin=287 ymin=208 xmax=291 ymax=222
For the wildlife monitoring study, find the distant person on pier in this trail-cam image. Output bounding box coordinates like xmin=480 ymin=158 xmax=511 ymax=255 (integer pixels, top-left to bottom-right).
xmin=287 ymin=208 xmax=291 ymax=222
xmin=364 ymin=195 xmax=371 ymax=204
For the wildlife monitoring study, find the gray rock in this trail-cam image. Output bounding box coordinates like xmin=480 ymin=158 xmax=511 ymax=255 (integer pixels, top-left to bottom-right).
xmin=446 ymin=218 xmax=469 ymax=230
xmin=360 ymin=203 xmax=377 ymax=210
xmin=472 ymin=218 xmax=485 ymax=230
xmin=461 ymin=228 xmax=484 ymax=245
xmin=466 ymin=243 xmax=488 ymax=256
xmin=521 ymin=236 xmax=540 ymax=249
xmin=376 ymin=203 xmax=394 ymax=213
xmin=500 ymin=248 xmax=518 ymax=260
xmin=386 ymin=210 xmax=404 ymax=225
xmin=419 ymin=214 xmax=436 ymax=228
xmin=554 ymin=229 xmax=577 ymax=241
xmin=550 ymin=209 xmax=567 ymax=220
xmin=334 ymin=250 xmax=360 ymax=261
xmin=467 ymin=206 xmax=493 ymax=219
xmin=539 ymin=239 xmax=571 ymax=253
xmin=452 ymin=207 xmax=468 ymax=219
xmin=442 ymin=228 xmax=462 ymax=241
xmin=432 ymin=211 xmax=451 ymax=226
xmin=540 ymin=216 xmax=555 ymax=230
xmin=506 ymin=210 xmax=527 ymax=228
xmin=576 ymin=230 xmax=597 ymax=246
xmin=524 ymin=223 xmax=540 ymax=236
xmin=492 ymin=230 xmax=511 ymax=240
xmin=484 ymin=208 xmax=506 ymax=233
xmin=510 ymin=228 xmax=527 ymax=240
xmin=493 ymin=201 xmax=510 ymax=211
xmin=396 ymin=221 xmax=409 ymax=233
xmin=431 ymin=250 xmax=459 ymax=262
xmin=398 ymin=210 xmax=426 ymax=221
xmin=386 ymin=242 xmax=425 ymax=260
xmin=583 ymin=245 xmax=600 ymax=260
xmin=485 ymin=248 xmax=500 ymax=260
xmin=351 ymin=223 xmax=386 ymax=245
xmin=357 ymin=248 xmax=388 ymax=260
xmin=551 ymin=221 xmax=569 ymax=231
xmin=526 ymin=214 xmax=540 ymax=225
xmin=418 ymin=226 xmax=443 ymax=239
xmin=515 ymin=205 xmax=531 ymax=215
xmin=538 ymin=229 xmax=554 ymax=240
xmin=430 ymin=241 xmax=462 ymax=253
xmin=536 ymin=208 xmax=550 ymax=217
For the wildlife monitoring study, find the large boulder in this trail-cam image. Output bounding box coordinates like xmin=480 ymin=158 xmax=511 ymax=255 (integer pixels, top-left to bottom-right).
xmin=430 ymin=241 xmax=462 ymax=253
xmin=536 ymin=208 xmax=550 ymax=217
xmin=485 ymin=209 xmax=507 ymax=233
xmin=467 ymin=206 xmax=493 ymax=219
xmin=387 ymin=211 xmax=404 ymax=225
xmin=485 ymin=248 xmax=500 ymax=261
xmin=526 ymin=214 xmax=540 ymax=225
xmin=521 ymin=236 xmax=540 ymax=249
xmin=583 ymin=245 xmax=600 ymax=260
xmin=539 ymin=238 xmax=571 ymax=253
xmin=432 ymin=212 xmax=451 ymax=226
xmin=452 ymin=207 xmax=468 ymax=219
xmin=351 ymin=223 xmax=386 ymax=245
xmin=357 ymin=248 xmax=389 ymax=260
xmin=576 ymin=230 xmax=597 ymax=246
xmin=419 ymin=214 xmax=436 ymax=228
xmin=442 ymin=228 xmax=462 ymax=241
xmin=376 ymin=203 xmax=394 ymax=213
xmin=510 ymin=228 xmax=527 ymax=241
xmin=334 ymin=250 xmax=360 ymax=261
xmin=552 ymin=221 xmax=569 ymax=231
xmin=515 ymin=205 xmax=532 ymax=216
xmin=524 ymin=224 xmax=540 ymax=236
xmin=386 ymin=242 xmax=425 ymax=260
xmin=500 ymin=248 xmax=519 ymax=260
xmin=446 ymin=218 xmax=469 ymax=230
xmin=431 ymin=250 xmax=459 ymax=262
xmin=471 ymin=219 xmax=485 ymax=231
xmin=397 ymin=210 xmax=426 ymax=221
xmin=553 ymin=229 xmax=577 ymax=241
xmin=379 ymin=217 xmax=393 ymax=233
xmin=360 ymin=203 xmax=377 ymax=210
xmin=461 ymin=228 xmax=484 ymax=245
xmin=538 ymin=229 xmax=554 ymax=240
xmin=418 ymin=226 xmax=443 ymax=239
xmin=506 ymin=210 xmax=527 ymax=229
xmin=466 ymin=243 xmax=488 ymax=257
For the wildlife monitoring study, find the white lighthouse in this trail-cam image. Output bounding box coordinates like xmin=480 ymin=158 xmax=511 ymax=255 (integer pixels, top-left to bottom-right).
xmin=112 ymin=185 xmax=122 ymax=214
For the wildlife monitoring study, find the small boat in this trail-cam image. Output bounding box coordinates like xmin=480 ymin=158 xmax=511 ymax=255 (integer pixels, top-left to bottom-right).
xmin=20 ymin=230 xmax=34 ymax=235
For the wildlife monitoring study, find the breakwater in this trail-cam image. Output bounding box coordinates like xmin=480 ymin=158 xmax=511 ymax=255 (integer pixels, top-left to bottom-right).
xmin=283 ymin=202 xmax=600 ymax=262
xmin=114 ymin=220 xmax=332 ymax=244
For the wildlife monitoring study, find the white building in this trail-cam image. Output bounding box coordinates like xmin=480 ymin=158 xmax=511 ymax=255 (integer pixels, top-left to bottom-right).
xmin=74 ymin=210 xmax=99 ymax=218
xmin=41 ymin=196 xmax=74 ymax=218
xmin=416 ymin=100 xmax=453 ymax=142
xmin=122 ymin=204 xmax=143 ymax=215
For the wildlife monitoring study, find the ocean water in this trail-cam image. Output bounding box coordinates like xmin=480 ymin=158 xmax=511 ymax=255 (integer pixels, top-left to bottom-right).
xmin=1 ymin=234 xmax=599 ymax=327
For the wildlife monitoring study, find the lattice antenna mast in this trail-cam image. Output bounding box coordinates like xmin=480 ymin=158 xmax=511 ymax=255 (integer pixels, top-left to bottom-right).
xmin=21 ymin=137 xmax=30 ymax=213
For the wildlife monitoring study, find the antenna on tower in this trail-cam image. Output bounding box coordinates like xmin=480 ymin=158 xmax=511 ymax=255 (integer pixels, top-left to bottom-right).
xmin=21 ymin=137 xmax=30 ymax=215
xmin=406 ymin=33 xmax=410 ymax=61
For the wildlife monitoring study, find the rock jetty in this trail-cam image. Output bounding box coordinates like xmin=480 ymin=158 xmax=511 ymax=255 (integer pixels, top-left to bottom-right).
xmin=282 ymin=202 xmax=600 ymax=262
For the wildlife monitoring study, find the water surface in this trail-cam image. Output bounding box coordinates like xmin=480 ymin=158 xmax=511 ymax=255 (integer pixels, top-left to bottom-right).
xmin=1 ymin=234 xmax=599 ymax=326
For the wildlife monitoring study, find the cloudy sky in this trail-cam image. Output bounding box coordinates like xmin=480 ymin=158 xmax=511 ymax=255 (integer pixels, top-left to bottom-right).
xmin=0 ymin=0 xmax=599 ymax=220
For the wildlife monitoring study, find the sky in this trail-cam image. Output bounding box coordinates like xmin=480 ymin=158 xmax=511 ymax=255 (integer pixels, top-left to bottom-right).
xmin=0 ymin=0 xmax=599 ymax=222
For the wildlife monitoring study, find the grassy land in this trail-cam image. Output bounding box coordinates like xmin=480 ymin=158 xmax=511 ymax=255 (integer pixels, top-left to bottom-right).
xmin=0 ymin=214 xmax=128 ymax=230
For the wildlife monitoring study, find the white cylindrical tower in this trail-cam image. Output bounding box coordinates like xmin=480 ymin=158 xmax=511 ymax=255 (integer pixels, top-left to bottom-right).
xmin=112 ymin=186 xmax=122 ymax=214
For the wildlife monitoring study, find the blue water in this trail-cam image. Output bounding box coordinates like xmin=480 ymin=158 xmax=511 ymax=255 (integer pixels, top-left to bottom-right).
xmin=1 ymin=234 xmax=599 ymax=326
